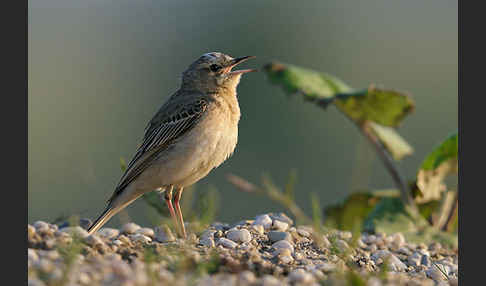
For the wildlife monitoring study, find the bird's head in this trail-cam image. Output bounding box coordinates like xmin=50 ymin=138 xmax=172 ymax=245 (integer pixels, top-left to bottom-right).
xmin=181 ymin=52 xmax=256 ymax=93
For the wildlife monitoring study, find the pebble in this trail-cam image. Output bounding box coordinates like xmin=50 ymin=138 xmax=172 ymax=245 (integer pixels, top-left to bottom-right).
xmin=136 ymin=227 xmax=155 ymax=238
xmin=28 ymin=278 xmax=46 ymax=286
xmin=226 ymin=229 xmax=252 ymax=243
xmin=421 ymin=254 xmax=431 ymax=267
xmin=272 ymin=220 xmax=289 ymax=232
xmin=297 ymin=228 xmax=310 ymax=238
xmin=269 ymin=212 xmax=294 ymax=226
xmin=154 ymin=226 xmax=175 ymax=243
xmin=289 ymin=269 xmax=315 ymax=284
xmin=97 ymin=228 xmax=120 ymax=240
xmin=200 ymin=237 xmax=215 ymax=247
xmin=391 ymin=232 xmax=406 ymax=249
xmin=339 ymin=231 xmax=352 ymax=240
xmin=28 ymin=248 xmax=39 ymax=264
xmin=238 ymin=270 xmax=256 ymax=285
xmin=268 ymin=231 xmax=292 ymax=243
xmin=28 ymin=224 xmax=36 ymax=238
xmin=272 ymin=240 xmax=294 ymax=253
xmin=407 ymin=252 xmax=422 ymax=267
xmin=85 ymin=234 xmax=104 ymax=247
xmin=387 ymin=254 xmax=407 ymax=272
xmin=33 ymin=221 xmax=49 ymax=233
xmin=217 ymin=238 xmax=238 ymax=249
xmin=253 ymin=214 xmax=272 ymax=230
xmin=426 ymin=265 xmax=448 ymax=281
xmin=251 ymin=224 xmax=264 ymax=235
xmin=60 ymin=226 xmax=89 ymax=238
xmin=79 ymin=218 xmax=92 ymax=230
xmin=122 ymin=222 xmax=141 ymax=234
xmin=336 ymin=239 xmax=350 ymax=252
xmin=129 ymin=234 xmax=152 ymax=244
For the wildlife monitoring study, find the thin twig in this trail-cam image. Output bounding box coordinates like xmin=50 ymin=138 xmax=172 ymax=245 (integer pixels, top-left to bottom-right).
xmin=360 ymin=121 xmax=418 ymax=213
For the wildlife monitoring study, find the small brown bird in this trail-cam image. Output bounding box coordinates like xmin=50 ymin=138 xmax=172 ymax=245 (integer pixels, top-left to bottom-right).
xmin=88 ymin=52 xmax=256 ymax=237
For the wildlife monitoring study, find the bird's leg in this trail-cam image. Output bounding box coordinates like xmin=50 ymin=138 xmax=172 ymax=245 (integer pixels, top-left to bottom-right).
xmin=163 ymin=185 xmax=179 ymax=235
xmin=174 ymin=187 xmax=186 ymax=239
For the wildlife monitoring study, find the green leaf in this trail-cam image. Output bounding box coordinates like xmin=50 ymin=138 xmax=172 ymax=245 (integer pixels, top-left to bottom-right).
xmin=323 ymin=192 xmax=381 ymax=231
xmin=363 ymin=197 xmax=457 ymax=248
xmin=368 ymin=122 xmax=414 ymax=160
xmin=264 ymin=62 xmax=415 ymax=127
xmin=416 ymin=133 xmax=458 ymax=203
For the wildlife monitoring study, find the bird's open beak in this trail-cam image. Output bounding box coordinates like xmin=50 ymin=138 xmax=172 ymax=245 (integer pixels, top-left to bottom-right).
xmin=225 ymin=56 xmax=257 ymax=75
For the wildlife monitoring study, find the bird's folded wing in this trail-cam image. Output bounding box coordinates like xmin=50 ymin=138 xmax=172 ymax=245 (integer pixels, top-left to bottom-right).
xmin=108 ymin=96 xmax=209 ymax=202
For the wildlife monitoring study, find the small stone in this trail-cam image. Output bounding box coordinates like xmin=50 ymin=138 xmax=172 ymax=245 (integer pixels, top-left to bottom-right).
xmin=387 ymin=254 xmax=407 ymax=272
xmin=297 ymin=228 xmax=310 ymax=238
xmin=97 ymin=228 xmax=120 ymax=240
xmin=226 ymin=229 xmax=252 ymax=243
xmin=34 ymin=258 xmax=54 ymax=273
xmin=357 ymin=239 xmax=367 ymax=248
xmin=122 ymin=222 xmax=141 ymax=234
xmin=320 ymin=235 xmax=331 ymax=248
xmin=426 ymin=265 xmax=448 ymax=281
xmin=238 ymin=270 xmax=256 ymax=285
xmin=268 ymin=231 xmax=292 ymax=243
xmin=367 ymin=277 xmax=383 ymax=286
xmin=429 ymin=242 xmax=442 ymax=252
xmin=421 ymin=254 xmax=431 ymax=267
xmin=397 ymin=247 xmax=412 ymax=256
xmin=33 ymin=221 xmax=49 ymax=233
xmin=135 ymin=227 xmax=155 ymax=238
xmin=272 ymin=240 xmax=294 ymax=253
xmin=368 ymin=244 xmax=378 ymax=252
xmin=200 ymin=237 xmax=215 ymax=247
xmin=28 ymin=278 xmax=46 ymax=286
xmin=60 ymin=226 xmax=89 ymax=238
xmin=391 ymin=232 xmax=406 ymax=248
xmin=129 ymin=234 xmax=152 ymax=243
xmin=365 ymin=234 xmax=377 ymax=244
xmin=408 ymin=252 xmax=422 ymax=267
xmin=28 ymin=248 xmax=39 ymax=264
xmin=339 ymin=231 xmax=352 ymax=240
xmin=79 ymin=218 xmax=92 ymax=230
xmin=272 ymin=220 xmax=289 ymax=232
xmin=251 ymin=224 xmax=264 ymax=235
xmin=154 ymin=226 xmax=175 ymax=243
xmin=279 ymin=254 xmax=294 ymax=264
xmin=28 ymin=224 xmax=36 ymax=238
xmin=318 ymin=263 xmax=336 ymax=273
xmin=261 ymin=275 xmax=280 ymax=286
xmin=336 ymin=239 xmax=349 ymax=252
xmin=289 ymin=269 xmax=314 ymax=284
xmin=253 ymin=214 xmax=272 ymax=230
xmin=84 ymin=234 xmax=104 ymax=247
xmin=269 ymin=212 xmax=294 ymax=226
xmin=78 ymin=272 xmax=91 ymax=284
xmin=217 ymin=238 xmax=237 ymax=249
xmin=112 ymin=239 xmax=123 ymax=246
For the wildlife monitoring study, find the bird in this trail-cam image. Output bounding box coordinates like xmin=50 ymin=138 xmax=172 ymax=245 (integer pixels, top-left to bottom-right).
xmin=87 ymin=52 xmax=256 ymax=238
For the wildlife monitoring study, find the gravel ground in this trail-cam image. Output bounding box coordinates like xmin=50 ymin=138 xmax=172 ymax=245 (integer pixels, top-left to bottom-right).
xmin=28 ymin=213 xmax=458 ymax=286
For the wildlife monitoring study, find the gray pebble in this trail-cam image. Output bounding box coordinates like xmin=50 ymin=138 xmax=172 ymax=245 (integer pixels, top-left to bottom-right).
xmin=79 ymin=218 xmax=92 ymax=230
xmin=268 ymin=231 xmax=292 ymax=243
xmin=407 ymin=252 xmax=422 ymax=267
xmin=97 ymin=228 xmax=120 ymax=240
xmin=253 ymin=214 xmax=272 ymax=230
xmin=336 ymin=239 xmax=350 ymax=252
xmin=135 ymin=227 xmax=155 ymax=238
xmin=85 ymin=234 xmax=104 ymax=247
xmin=426 ymin=265 xmax=448 ymax=281
xmin=122 ymin=222 xmax=141 ymax=234
xmin=33 ymin=221 xmax=49 ymax=233
xmin=289 ymin=269 xmax=314 ymax=284
xmin=217 ymin=237 xmax=237 ymax=249
xmin=200 ymin=236 xmax=215 ymax=247
xmin=154 ymin=226 xmax=175 ymax=243
xmin=387 ymin=254 xmax=407 ymax=272
xmin=226 ymin=229 xmax=252 ymax=243
xmin=421 ymin=254 xmax=431 ymax=267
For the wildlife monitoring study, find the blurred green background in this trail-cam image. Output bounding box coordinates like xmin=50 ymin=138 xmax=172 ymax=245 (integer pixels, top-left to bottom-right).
xmin=28 ymin=0 xmax=457 ymax=227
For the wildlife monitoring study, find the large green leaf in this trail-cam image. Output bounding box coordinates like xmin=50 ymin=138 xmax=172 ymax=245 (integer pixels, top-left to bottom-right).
xmin=416 ymin=133 xmax=458 ymax=203
xmin=264 ymin=62 xmax=415 ymax=127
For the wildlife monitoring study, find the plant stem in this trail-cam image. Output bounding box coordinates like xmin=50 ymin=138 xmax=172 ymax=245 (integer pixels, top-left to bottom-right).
xmin=442 ymin=191 xmax=458 ymax=232
xmin=360 ymin=121 xmax=418 ymax=213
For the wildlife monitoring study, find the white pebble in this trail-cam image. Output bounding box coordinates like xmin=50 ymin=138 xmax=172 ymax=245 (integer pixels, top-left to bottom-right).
xmin=122 ymin=222 xmax=141 ymax=234
xmin=226 ymin=229 xmax=252 ymax=243
xmin=129 ymin=234 xmax=152 ymax=243
xmin=154 ymin=226 xmax=175 ymax=243
xmin=33 ymin=221 xmax=49 ymax=233
xmin=253 ymin=214 xmax=272 ymax=230
xmin=272 ymin=220 xmax=289 ymax=231
xmin=272 ymin=240 xmax=294 ymax=253
xmin=60 ymin=226 xmax=89 ymax=238
xmin=251 ymin=224 xmax=264 ymax=235
xmin=289 ymin=269 xmax=315 ymax=284
xmin=136 ymin=227 xmax=155 ymax=238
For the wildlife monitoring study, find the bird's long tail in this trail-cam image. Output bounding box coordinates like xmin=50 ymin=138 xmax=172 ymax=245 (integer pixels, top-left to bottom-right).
xmin=87 ymin=191 xmax=143 ymax=235
xmin=87 ymin=204 xmax=118 ymax=234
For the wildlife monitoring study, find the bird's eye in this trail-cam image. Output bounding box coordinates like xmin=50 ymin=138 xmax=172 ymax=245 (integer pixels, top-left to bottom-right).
xmin=209 ymin=64 xmax=222 ymax=72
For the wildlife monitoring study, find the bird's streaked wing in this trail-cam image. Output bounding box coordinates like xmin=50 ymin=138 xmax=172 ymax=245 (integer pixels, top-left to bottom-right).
xmin=108 ymin=95 xmax=209 ymax=202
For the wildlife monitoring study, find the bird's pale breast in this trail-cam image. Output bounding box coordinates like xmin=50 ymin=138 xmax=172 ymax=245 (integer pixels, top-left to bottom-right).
xmin=146 ymin=95 xmax=240 ymax=189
